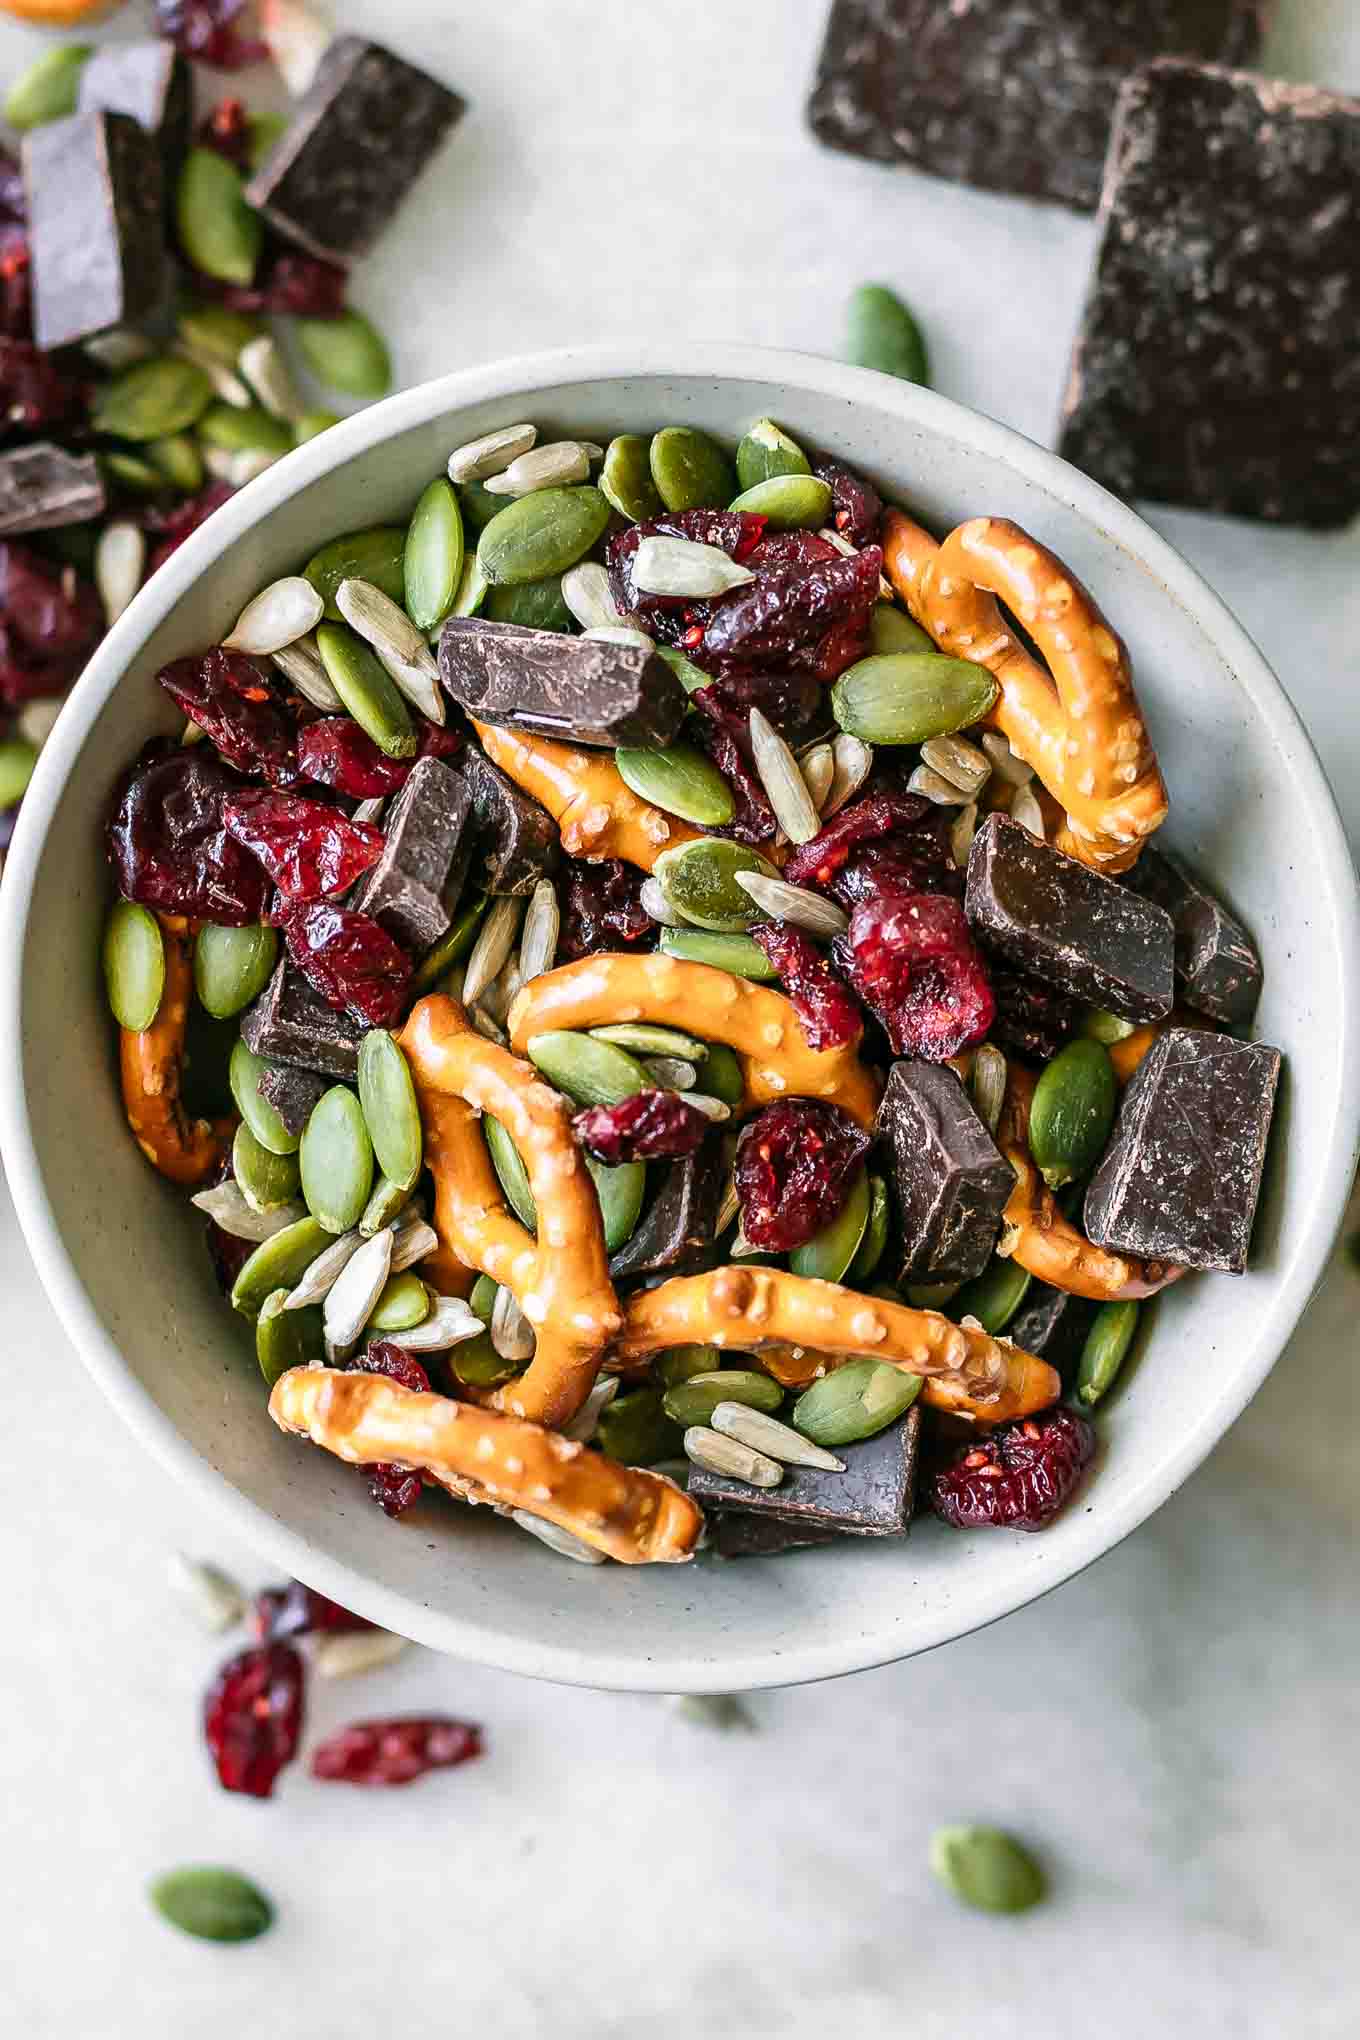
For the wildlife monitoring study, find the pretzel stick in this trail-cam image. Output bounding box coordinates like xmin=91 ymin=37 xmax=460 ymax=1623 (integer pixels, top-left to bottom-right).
xmin=472 ymin=722 xmax=701 ymax=871
xmin=746 ymin=1337 xmax=1058 ymax=1424
xmin=398 ymin=995 xmax=621 ymax=1427
xmin=507 ymin=953 xmax=879 ymax=1128
xmin=120 ymin=914 xmax=232 ymax=1186
xmin=881 ymin=512 xmax=1168 ymax=873
xmin=1108 ymin=1022 xmax=1162 ymax=1087
xmin=269 ymin=1367 xmax=701 ymax=1564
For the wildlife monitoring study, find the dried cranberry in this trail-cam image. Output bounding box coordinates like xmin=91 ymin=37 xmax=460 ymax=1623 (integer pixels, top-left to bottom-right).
xmin=311 ymin=1716 xmax=484 ymax=1787
xmin=157 ymin=648 xmax=301 ymax=788
xmin=835 ymin=892 xmax=994 ymax=1060
xmin=204 ymin=1217 xmax=253 ymax=1295
xmin=741 ymin=531 xmax=841 ymax=575
xmin=750 ymin=923 xmax=861 ymax=1050
xmin=558 ymin=857 xmax=653 ymax=960
xmin=606 ymin=510 xmax=767 ymax=622
xmin=201 ymin=248 xmax=349 ymax=318
xmin=0 ymin=235 xmax=32 ymax=343
xmin=356 ymin=1341 xmax=432 ymax=1518
xmin=0 ymin=338 xmax=83 ymax=431
xmin=418 ymin=720 xmax=463 ymax=763
xmin=833 ymin=821 xmax=962 ymax=910
xmin=251 ymin=1580 xmax=372 ymax=1643
xmin=931 ymin=1406 xmax=1095 ymax=1531
xmin=223 ymin=788 xmax=384 ymax=901
xmin=108 ymin=745 xmax=271 ymax=924
xmin=361 ymin=1341 xmax=432 ymax=1395
xmin=988 ymin=968 xmax=1081 ymax=1063
xmin=298 ymin=717 xmax=412 ymax=799
xmin=142 ymin=482 xmax=235 ymax=574
xmin=281 ymin=900 xmax=412 ymax=1027
xmin=704 ymin=665 xmax=823 ymax=742
xmin=573 ymin=1089 xmax=710 ymax=1165
xmin=734 ymin=1099 xmax=871 ymax=1253
xmin=0 ymin=543 xmax=101 ymax=660
xmin=801 ymin=605 xmax=872 ymax=683
xmin=155 ymin=0 xmax=268 ymax=69
xmin=690 ymin=687 xmax=776 ymax=846
xmin=783 ymin=792 xmax=932 ymax=895
xmin=809 ymin=455 xmax=883 ymax=549
xmin=197 ymin=96 xmax=251 ymax=166
xmin=699 ymin=546 xmax=882 ymax=671
xmin=203 ymin=1643 xmax=304 ymax=1798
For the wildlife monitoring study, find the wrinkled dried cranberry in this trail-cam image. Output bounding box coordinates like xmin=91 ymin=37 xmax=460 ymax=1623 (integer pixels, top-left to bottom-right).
xmin=751 ymin=923 xmax=861 ymax=1050
xmin=280 ymin=900 xmax=413 ymax=1027
xmin=418 ymin=720 xmax=463 ymax=763
xmin=931 ymin=1406 xmax=1095 ymax=1531
xmin=606 ymin=510 xmax=767 ymax=621
xmin=223 ymin=787 xmax=384 ymax=900
xmin=834 ymin=820 xmax=962 ymax=910
xmin=0 ymin=235 xmax=32 ymax=343
xmin=203 ymin=1643 xmax=304 ymax=1798
xmin=155 ymin=0 xmax=267 ymax=68
xmin=988 ymin=967 xmax=1081 ymax=1064
xmin=558 ymin=857 xmax=653 ymax=960
xmin=0 ymin=545 xmax=102 ymax=708
xmin=704 ymin=665 xmax=823 ymax=742
xmin=203 ymin=1216 xmax=253 ymax=1295
xmin=158 ymin=647 xmax=301 ymax=788
xmin=0 ymin=148 xmax=25 ymax=227
xmin=690 ymin=687 xmax=776 ymax=846
xmin=143 ymin=482 xmax=236 ymax=574
xmin=699 ymin=545 xmax=881 ymax=672
xmin=311 ymin=1716 xmax=484 ymax=1787
xmin=108 ymin=745 xmax=271 ymax=924
xmin=197 ymin=95 xmax=251 ymax=165
xmin=356 ymin=1341 xmax=432 ymax=1517
xmin=835 ymin=892 xmax=994 ymax=1060
xmin=297 ymin=717 xmax=412 ymax=798
xmin=783 ymin=792 xmax=932 ymax=894
xmin=741 ymin=531 xmax=841 ymax=575
xmin=801 ymin=605 xmax=872 ymax=683
xmin=735 ymin=1098 xmax=871 ymax=1253
xmin=251 ymin=1580 xmax=372 ymax=1643
xmin=203 ymin=247 xmax=349 ymax=318
xmin=573 ymin=1089 xmax=710 ymax=1164
xmin=809 ymin=455 xmax=883 ymax=549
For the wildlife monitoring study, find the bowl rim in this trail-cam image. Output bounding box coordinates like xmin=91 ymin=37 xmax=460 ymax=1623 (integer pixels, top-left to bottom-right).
xmin=4 ymin=340 xmax=1359 ymax=1691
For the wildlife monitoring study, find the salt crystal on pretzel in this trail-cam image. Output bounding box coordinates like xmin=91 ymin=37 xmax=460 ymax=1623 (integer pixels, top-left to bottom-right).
xmin=472 ymin=721 xmax=701 ymax=871
xmin=120 ymin=913 xmax=232 ymax=1186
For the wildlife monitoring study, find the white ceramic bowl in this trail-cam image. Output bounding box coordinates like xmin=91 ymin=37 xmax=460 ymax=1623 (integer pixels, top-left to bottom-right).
xmin=4 ymin=344 xmax=1358 ymax=1692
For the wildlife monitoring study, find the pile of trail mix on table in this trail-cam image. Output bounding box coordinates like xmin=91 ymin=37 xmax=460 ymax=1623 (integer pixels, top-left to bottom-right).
xmin=101 ymin=408 xmax=1282 ymax=1567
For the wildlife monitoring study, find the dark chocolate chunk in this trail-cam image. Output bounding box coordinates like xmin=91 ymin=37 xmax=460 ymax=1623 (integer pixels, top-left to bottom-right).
xmin=459 ymin=745 xmax=560 ymax=896
xmin=609 ymin=1141 xmax=726 ymax=1282
xmin=241 ymin=959 xmax=364 ymax=1079
xmin=966 ymin=814 xmax=1174 ymax=1022
xmin=1007 ymin=1282 xmax=1098 ymax=1394
xmin=688 ymin=1405 xmax=922 ymax=1537
xmin=1083 ymin=1028 xmax=1281 ymax=1274
xmin=1125 ymin=845 xmax=1261 ymax=1025
xmin=257 ymin=1061 xmax=328 ymax=1137
xmin=24 ymin=112 xmax=166 ymax=351
xmin=1058 ymin=63 xmax=1360 ymax=526
xmin=349 ymin=756 xmax=469 ymax=952
xmin=806 ymin=1 xmax=1269 ymax=212
xmin=876 ymin=1060 xmax=1012 ymax=1285
xmin=245 ymin=36 xmax=465 ymax=265
xmin=0 ymin=444 xmax=105 ymax=535
xmin=439 ymin=616 xmax=689 ymax=750
xmin=77 ymin=41 xmax=191 ymax=166
xmin=709 ymin=1514 xmax=844 ymax=1559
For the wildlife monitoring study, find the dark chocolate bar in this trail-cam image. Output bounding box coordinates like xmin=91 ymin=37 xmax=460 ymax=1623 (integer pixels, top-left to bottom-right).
xmin=241 ymin=959 xmax=363 ymax=1079
xmin=966 ymin=814 xmax=1174 ymax=1022
xmin=1084 ymin=1028 xmax=1281 ymax=1273
xmin=876 ymin=1060 xmax=1012 ymax=1284
xmin=688 ymin=1404 xmax=922 ymax=1537
xmin=1007 ymin=1281 xmax=1098 ymax=1393
xmin=246 ymin=36 xmax=465 ymax=265
xmin=709 ymin=1514 xmax=844 ymax=1559
xmin=349 ymin=756 xmax=469 ymax=952
xmin=439 ymin=616 xmax=689 ymax=750
xmin=609 ymin=1141 xmax=725 ymax=1282
xmin=78 ymin=41 xmax=191 ymax=165
xmin=460 ymin=745 xmax=560 ymax=896
xmin=257 ymin=1061 xmax=328 ymax=1137
xmin=806 ymin=1 xmax=1270 ymax=212
xmin=24 ymin=112 xmax=167 ymax=351
xmin=1125 ymin=845 xmax=1261 ymax=1024
xmin=1059 ymin=63 xmax=1360 ymax=526
xmin=0 ymin=444 xmax=105 ymax=535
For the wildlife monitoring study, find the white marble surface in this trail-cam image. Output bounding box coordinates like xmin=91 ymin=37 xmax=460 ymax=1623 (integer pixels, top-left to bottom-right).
xmin=2 ymin=2 xmax=1359 ymax=2034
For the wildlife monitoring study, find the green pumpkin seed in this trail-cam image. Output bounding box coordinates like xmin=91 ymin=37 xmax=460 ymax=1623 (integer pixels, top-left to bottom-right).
xmin=728 ymin=474 xmax=833 ymax=530
xmin=304 ymin=526 xmax=406 ymax=622
xmin=831 ymin=653 xmax=998 ymax=747
xmin=734 ymin=418 xmax=811 ymax=491
xmin=292 ymin=309 xmax=391 ymax=399
xmin=793 ymin=1358 xmax=922 ymax=1447
xmin=357 ymin=1029 xmax=423 ymax=1192
xmin=699 ymin=1042 xmax=745 ymax=1105
xmin=177 ymin=303 xmax=264 ymax=366
xmin=196 ymin=401 xmax=293 ymax=457
xmin=614 ymin=742 xmax=735 ymax=828
xmin=457 ymin=477 xmax=505 ymax=531
xmin=231 ymin=1215 xmax=331 ymax=1317
xmin=1076 ymin=1299 xmax=1140 ymax=1408
xmin=449 ymin=1329 xmax=520 ymax=1387
xmin=452 ymin=553 xmax=489 ymax=618
xmin=657 ymin=927 xmax=779 ymax=980
xmin=485 ymin=574 xmax=573 ymax=632
xmin=359 ymin=1174 xmax=411 ymax=1236
xmin=246 ymin=110 xmax=288 ymax=170
xmin=653 ymin=837 xmax=777 ymax=932
xmin=596 ymin=1387 xmax=681 ymax=1466
xmin=369 ymin=1270 xmax=431 ymax=1332
xmin=869 ymin=605 xmax=936 ymax=656
xmin=950 ymin=1257 xmax=1032 ymax=1336
xmin=929 ymin=1826 xmax=1044 ymax=1914
xmin=102 ymin=900 xmax=165 ymax=1032
xmin=299 ymin=1085 xmax=375 ymax=1233
xmin=588 ymin=1156 xmax=646 ymax=1252
xmin=649 ymin=427 xmax=736 ymax=512
xmin=469 ymin=1273 xmax=499 ymax=1323
xmin=176 ymin=149 xmax=262 ymax=287
xmin=790 ymin=1167 xmax=871 ymax=1283
xmin=0 ymin=737 xmax=36 ymax=809
xmin=229 ymin=1039 xmax=300 ymax=1155
xmin=600 ymin=433 xmax=663 ymax=521
xmin=847 ymin=1173 xmax=890 ymax=1285
xmin=484 ymin=1115 xmax=537 ymax=1230
xmin=412 ymin=894 xmax=489 ymax=992
xmin=255 ymin=1286 xmax=324 ymax=1387
xmin=233 ymin=1122 xmax=301 ymax=1215
xmin=5 ymin=44 xmax=91 ymax=131
xmin=847 ymin=282 xmax=930 ymax=386
xmin=525 ymin=1030 xmax=648 ymax=1107
xmin=655 ymin=1344 xmax=724 ymax=1387
xmin=150 ymin=1866 xmax=273 ymax=1944
xmin=590 ymin=1023 xmax=709 ymax=1062
xmin=315 ymin=620 xmax=415 ymax=759
xmin=194 ymin=923 xmax=278 ymax=1019
xmin=1029 ymin=1038 xmax=1116 ymax=1190
xmin=1080 ymin=1007 xmax=1137 ymax=1045
xmin=905 ymin=1279 xmax=960 ymax=1310
xmin=146 ymin=431 xmax=206 ymax=494
xmin=663 ymin=1370 xmax=783 ymax=1426
xmin=404 ymin=477 xmax=464 ymax=635
xmin=293 ymin=408 xmax=340 ymax=446
xmin=654 ymin=643 xmax=712 ymax=694
xmin=101 ymin=449 xmax=165 ymax=495
xmin=477 ymin=485 xmax=611 ymax=588
xmin=92 ymin=356 xmax=215 ymax=442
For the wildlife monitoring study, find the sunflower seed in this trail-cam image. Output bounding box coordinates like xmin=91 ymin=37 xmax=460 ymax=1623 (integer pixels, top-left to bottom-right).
xmin=800 ymin=741 xmax=835 ymax=811
xmin=166 ymin=1553 xmax=246 ymax=1633
xmin=734 ymin=870 xmax=848 ymax=937
xmin=907 ymin=763 xmax=968 ymax=807
xmin=469 ymin=1004 xmax=508 ymax=1046
xmin=969 ymin=1042 xmax=1008 ymax=1135
xmin=560 ymin=1374 xmax=620 ymax=1444
xmin=267 ymin=634 xmax=341 ymax=711
xmin=94 ymin=520 xmax=145 ymax=626
xmin=644 ymin=1056 xmax=697 ymax=1091
xmin=175 ymin=342 xmax=251 ymax=409
xmin=824 ymin=732 xmax=873 ymax=816
xmin=281 ymin=1228 xmax=361 ymax=1307
xmin=518 ymin=878 xmax=560 ymax=984
xmin=640 ymin=876 xmax=684 ymax=927
xmin=203 ymin=445 xmax=278 ymax=487
xmin=484 ymin=442 xmax=593 ymax=496
xmin=980 ymin=730 xmax=1034 ymax=787
xmin=1010 ymin=784 xmax=1046 ymax=839
xmin=323 ymin=1228 xmax=394 ymax=1360
xmin=374 ymin=1294 xmax=485 ymax=1352
xmin=85 ymin=328 xmax=154 ymax=371
xmin=684 ymin=1093 xmax=732 ymax=1122
xmin=260 ymin=0 xmax=330 ymax=98
xmin=388 ymin=1219 xmax=439 ymax=1274
xmin=477 ymin=954 xmax=523 ymax=1027
xmin=490 ymin=1284 xmax=536 ymax=1362
xmin=16 ymin=697 xmax=62 ymax=748
xmin=710 ymin=1401 xmax=845 ymax=1470
xmin=950 ymin=802 xmax=979 ymax=867
xmin=716 ymin=1167 xmax=740 ymax=1236
xmin=747 ymin=707 xmax=820 ymax=844
xmin=190 ymin=1181 xmax=308 ymax=1241
xmin=314 ymin=1629 xmax=408 ymax=1679
xmin=581 ymin=624 xmax=654 ymax=650
xmin=447 ymin=423 xmax=537 ymax=484
xmin=237 ymin=334 xmax=304 ymax=422
xmin=224 ymin=575 xmax=324 ymax=655
xmin=630 ymin=535 xmax=754 ymax=600
xmin=560 ymin=561 xmax=620 ymax=632
xmin=462 ymin=894 xmax=524 ymax=1006
xmin=351 ymin=796 xmax=385 ymax=826
xmin=511 ymin=1510 xmax=608 ymax=1564
xmin=335 ymin=576 xmax=445 ymax=724
xmin=683 ymin=1426 xmax=782 ymax=1488
xmin=921 ymin=733 xmax=990 ymax=797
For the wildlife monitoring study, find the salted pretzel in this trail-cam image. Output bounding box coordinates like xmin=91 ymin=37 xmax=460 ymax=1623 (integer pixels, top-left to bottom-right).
xmin=507 ymin=953 xmax=879 ymax=1129
xmin=746 ymin=1336 xmax=1057 ymax=1425
xmin=881 ymin=512 xmax=1168 ymax=873
xmin=473 ymin=722 xmax=702 ymax=871
xmin=120 ymin=914 xmax=233 ymax=1186
xmin=270 ymin=1367 xmax=701 ymax=1564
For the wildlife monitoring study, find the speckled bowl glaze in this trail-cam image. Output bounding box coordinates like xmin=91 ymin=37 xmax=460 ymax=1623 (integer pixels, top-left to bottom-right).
xmin=3 ymin=345 xmax=1358 ymax=1692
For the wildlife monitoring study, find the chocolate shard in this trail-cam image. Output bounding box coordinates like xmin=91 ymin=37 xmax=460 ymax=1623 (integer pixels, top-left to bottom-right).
xmin=966 ymin=814 xmax=1174 ymax=1022
xmin=688 ymin=1405 xmax=922 ymax=1537
xmin=241 ymin=959 xmax=364 ymax=1080
xmin=609 ymin=1141 xmax=726 ymax=1282
xmin=1125 ymin=845 xmax=1262 ymax=1025
xmin=1006 ymin=1282 xmax=1098 ymax=1394
xmin=439 ymin=616 xmax=689 ymax=750
xmin=1058 ymin=62 xmax=1360 ymax=527
xmin=77 ymin=40 xmax=192 ymax=166
xmin=0 ymin=444 xmax=105 ymax=535
xmin=709 ymin=1514 xmax=844 ymax=1559
xmin=460 ymin=744 xmax=560 ymax=896
xmin=876 ymin=1060 xmax=1012 ymax=1284
xmin=245 ymin=36 xmax=465 ymax=266
xmin=24 ymin=112 xmax=167 ymax=352
xmin=1084 ymin=1028 xmax=1282 ymax=1274
xmin=349 ymin=756 xmax=469 ymax=952
xmin=257 ymin=1061 xmax=328 ymax=1138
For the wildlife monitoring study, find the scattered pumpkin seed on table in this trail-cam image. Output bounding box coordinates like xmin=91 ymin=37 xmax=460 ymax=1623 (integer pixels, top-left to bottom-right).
xmin=649 ymin=426 xmax=736 ymax=512
xmin=315 ymin=620 xmax=416 ymax=759
xmin=831 ymin=652 xmax=999 ymax=746
xmin=176 ymin=148 xmax=262 ymax=287
xmin=229 ymin=1039 xmax=300 ymax=1155
xmin=256 ymin=1286 xmax=324 ymax=1386
xmin=929 ymin=1826 xmax=1045 ymax=1914
xmin=1028 ymin=1038 xmax=1117 ymax=1190
xmin=734 ymin=418 xmax=811 ymax=490
xmin=793 ymin=1359 xmax=922 ymax=1448
xmin=404 ymin=477 xmax=464 ymax=634
xmin=93 ymin=357 xmax=215 ymax=441
xmin=293 ymin=309 xmax=392 ymax=399
xmin=304 ymin=526 xmax=407 ymax=621
xmin=357 ymin=1029 xmax=423 ymax=1192
xmin=299 ymin=1086 xmax=375 ymax=1234
xmin=614 ymin=742 xmax=735 ymax=828
xmin=476 ymin=485 xmax=612 ymax=587
xmin=652 ymin=837 xmax=778 ymax=932
xmin=102 ymin=900 xmax=165 ymax=1033
xmin=150 ymin=1867 xmax=274 ymax=1944
xmin=847 ymin=282 xmax=931 ymax=387
xmin=1076 ymin=1299 xmax=1140 ymax=1407
xmin=657 ymin=927 xmax=779 ymax=980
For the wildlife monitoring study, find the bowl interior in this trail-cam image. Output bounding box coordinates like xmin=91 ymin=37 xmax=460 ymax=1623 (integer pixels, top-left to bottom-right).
xmin=7 ymin=353 xmax=1358 ymax=1690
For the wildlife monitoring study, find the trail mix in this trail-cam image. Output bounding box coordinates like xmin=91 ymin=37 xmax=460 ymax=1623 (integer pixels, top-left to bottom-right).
xmin=100 ymin=410 xmax=1282 ymax=1565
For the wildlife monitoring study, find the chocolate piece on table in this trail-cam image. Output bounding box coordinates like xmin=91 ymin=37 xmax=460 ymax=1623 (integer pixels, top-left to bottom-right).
xmin=459 ymin=745 xmax=560 ymax=897
xmin=241 ymin=960 xmax=363 ymax=1080
xmin=876 ymin=1060 xmax=1012 ymax=1285
xmin=24 ymin=112 xmax=166 ymax=351
xmin=806 ymin=1 xmax=1270 ymax=212
xmin=966 ymin=814 xmax=1174 ymax=1023
xmin=1059 ymin=63 xmax=1360 ymax=527
xmin=0 ymin=445 xmax=105 ymax=535
xmin=609 ymin=1140 xmax=726 ymax=1282
xmin=1007 ymin=1282 xmax=1098 ymax=1393
xmin=709 ymin=1514 xmax=844 ymax=1559
xmin=78 ymin=40 xmax=191 ymax=165
xmin=257 ymin=1062 xmax=328 ymax=1138
xmin=1125 ymin=845 xmax=1262 ymax=1025
xmin=349 ymin=756 xmax=469 ymax=953
xmin=1084 ymin=1028 xmax=1282 ymax=1274
xmin=245 ymin=36 xmax=465 ymax=266
xmin=439 ymin=616 xmax=689 ymax=750
xmin=688 ymin=1405 xmax=922 ymax=1537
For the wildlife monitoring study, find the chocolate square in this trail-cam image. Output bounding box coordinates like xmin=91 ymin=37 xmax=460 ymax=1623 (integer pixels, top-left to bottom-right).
xmin=0 ymin=445 xmax=105 ymax=535
xmin=1059 ymin=62 xmax=1360 ymax=526
xmin=687 ymin=1405 xmax=922 ymax=1537
xmin=460 ymin=746 xmax=560 ymax=896
xmin=708 ymin=1514 xmax=844 ymax=1559
xmin=240 ymin=960 xmax=363 ymax=1079
xmin=609 ymin=1141 xmax=725 ymax=1282
xmin=349 ymin=755 xmax=470 ymax=952
xmin=257 ymin=1061 xmax=328 ymax=1137
xmin=1125 ymin=845 xmax=1262 ymax=1025
xmin=439 ymin=617 xmax=689 ymax=750
xmin=25 ymin=112 xmax=167 ymax=350
xmin=78 ymin=40 xmax=191 ymax=166
xmin=876 ymin=1060 xmax=1012 ymax=1284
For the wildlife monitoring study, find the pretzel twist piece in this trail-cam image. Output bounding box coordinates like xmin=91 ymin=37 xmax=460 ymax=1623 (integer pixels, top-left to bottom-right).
xmin=119 ymin=914 xmax=232 ymax=1186
xmin=269 ymin=1367 xmax=701 ymax=1564
xmin=881 ymin=512 xmax=1168 ymax=873
xmin=472 ymin=722 xmax=702 ymax=871
xmin=745 ymin=1338 xmax=1057 ymax=1424
xmin=507 ymin=953 xmax=879 ymax=1128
